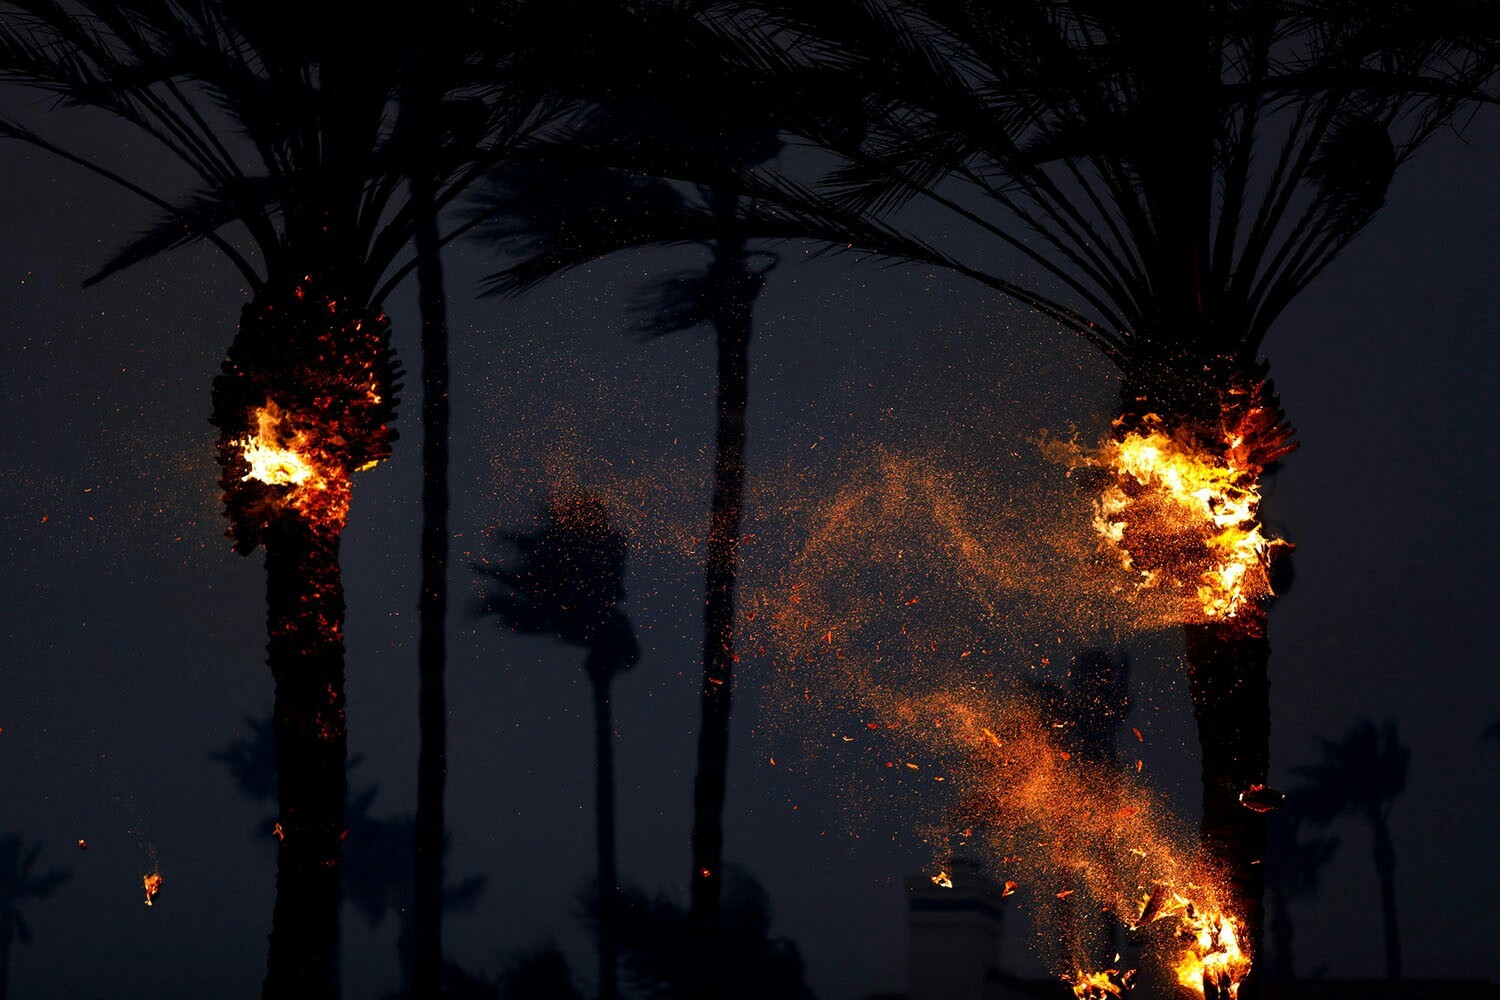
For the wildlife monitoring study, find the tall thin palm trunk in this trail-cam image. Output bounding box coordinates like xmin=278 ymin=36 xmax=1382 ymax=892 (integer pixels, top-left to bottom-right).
xmin=264 ymin=519 xmax=348 ymax=998
xmin=1 ymin=912 xmax=12 ymax=1000
xmin=589 ymin=659 xmax=620 ymax=1000
xmin=689 ymin=197 xmax=755 ymax=979
xmin=412 ymin=170 xmax=451 ymax=1000
xmin=1372 ymin=814 xmax=1402 ymax=979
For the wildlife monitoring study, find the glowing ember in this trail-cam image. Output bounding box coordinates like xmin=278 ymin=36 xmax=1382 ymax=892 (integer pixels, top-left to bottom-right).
xmin=930 ymin=870 xmax=953 ymax=889
xmin=1071 ymin=968 xmax=1134 ymax=997
xmin=794 ymin=683 xmax=1254 ymax=997
xmin=142 ymin=871 xmax=162 ymax=906
xmin=1070 ymin=417 xmax=1287 ymax=622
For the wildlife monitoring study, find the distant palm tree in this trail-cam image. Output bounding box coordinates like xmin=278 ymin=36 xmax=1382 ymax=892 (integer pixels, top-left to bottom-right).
xmin=1262 ymin=806 xmax=1338 ymax=981
xmin=1291 ymin=718 xmax=1410 ymax=979
xmin=0 ymin=4 xmax=557 ymax=992
xmin=477 ymin=491 xmax=641 ymax=1000
xmin=582 ymin=867 xmax=815 ymax=1000
xmin=0 ymin=834 xmax=68 ymax=1000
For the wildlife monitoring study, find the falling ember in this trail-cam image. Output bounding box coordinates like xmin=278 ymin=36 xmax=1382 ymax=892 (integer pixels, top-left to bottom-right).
xmin=1056 ymin=416 xmax=1288 ymax=622
xmin=142 ymin=871 xmax=163 ymax=906
xmin=812 ymin=683 xmax=1253 ymax=998
xmin=931 ymin=871 xmax=954 ymax=889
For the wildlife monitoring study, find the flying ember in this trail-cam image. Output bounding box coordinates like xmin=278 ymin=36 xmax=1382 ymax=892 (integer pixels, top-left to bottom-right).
xmin=809 ymin=684 xmax=1254 ymax=998
xmin=142 ymin=871 xmax=163 ymax=906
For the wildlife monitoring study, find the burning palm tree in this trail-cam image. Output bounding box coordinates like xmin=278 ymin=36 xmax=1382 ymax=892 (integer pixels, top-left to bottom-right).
xmin=476 ymin=491 xmax=641 ymax=1000
xmin=620 ymin=5 xmax=1495 ymax=990
xmin=1291 ymin=717 xmax=1410 ymax=980
xmin=0 ymin=4 xmax=558 ymax=993
xmin=0 ymin=835 xmax=68 ymax=1000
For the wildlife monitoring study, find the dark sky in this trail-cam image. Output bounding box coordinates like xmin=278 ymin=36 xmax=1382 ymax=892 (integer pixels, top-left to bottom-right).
xmin=1 ymin=92 xmax=1498 ymax=1000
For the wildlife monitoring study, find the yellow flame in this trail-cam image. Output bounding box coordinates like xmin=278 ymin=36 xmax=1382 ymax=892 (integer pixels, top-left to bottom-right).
xmin=1092 ymin=422 xmax=1283 ymax=620
xmin=238 ymin=401 xmax=321 ymax=489
xmin=930 ymin=871 xmax=953 ymax=889
xmin=142 ymin=872 xmax=162 ymax=906
xmin=1071 ymin=969 xmax=1129 ymax=997
xmin=1137 ymin=893 xmax=1250 ymax=998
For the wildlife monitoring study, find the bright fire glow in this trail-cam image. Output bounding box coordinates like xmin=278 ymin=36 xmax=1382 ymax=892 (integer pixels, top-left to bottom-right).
xmin=1084 ymin=418 xmax=1285 ymax=621
xmin=1138 ymin=892 xmax=1251 ymax=998
xmin=1071 ymin=968 xmax=1133 ymax=997
xmin=142 ymin=871 xmax=162 ymax=906
xmin=231 ymin=399 xmax=361 ymax=528
xmin=237 ymin=401 xmax=323 ymax=489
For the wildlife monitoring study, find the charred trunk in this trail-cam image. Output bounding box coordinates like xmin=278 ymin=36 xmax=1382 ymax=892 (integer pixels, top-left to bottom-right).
xmin=589 ymin=664 xmax=619 ymax=1000
xmin=1185 ymin=616 xmax=1271 ymax=999
xmin=689 ymin=214 xmax=758 ymax=993
xmin=263 ymin=519 xmax=348 ymax=998
xmin=412 ymin=173 xmax=450 ymax=1000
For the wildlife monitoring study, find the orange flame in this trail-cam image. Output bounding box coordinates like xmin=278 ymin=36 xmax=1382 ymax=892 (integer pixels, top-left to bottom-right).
xmin=233 ymin=399 xmax=361 ymax=528
xmin=1067 ymin=418 xmax=1286 ymax=622
xmin=1071 ymin=968 xmax=1134 ymax=997
xmin=142 ymin=871 xmax=162 ymax=906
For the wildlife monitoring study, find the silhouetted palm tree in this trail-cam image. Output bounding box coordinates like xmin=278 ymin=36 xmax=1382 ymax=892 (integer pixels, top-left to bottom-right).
xmin=1291 ymin=717 xmax=1410 ymax=980
xmin=581 ymin=867 xmax=814 ymax=1000
xmin=471 ymin=1 xmax=817 ymax=965
xmin=651 ymin=5 xmax=1496 ymax=983
xmin=1262 ymin=805 xmax=1338 ymax=981
xmin=477 ymin=491 xmax=641 ymax=1000
xmin=0 ymin=834 xmax=68 ymax=1000
xmin=0 ymin=5 xmax=556 ymax=993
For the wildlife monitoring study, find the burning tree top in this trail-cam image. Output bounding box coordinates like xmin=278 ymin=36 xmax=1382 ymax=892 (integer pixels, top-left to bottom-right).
xmin=211 ymin=275 xmax=400 ymax=552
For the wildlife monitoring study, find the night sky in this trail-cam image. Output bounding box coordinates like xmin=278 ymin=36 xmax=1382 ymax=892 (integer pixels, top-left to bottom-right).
xmin=2 ymin=87 xmax=1498 ymax=999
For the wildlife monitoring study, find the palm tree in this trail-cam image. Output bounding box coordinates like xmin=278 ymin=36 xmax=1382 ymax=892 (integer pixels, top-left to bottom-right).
xmin=0 ymin=5 xmax=554 ymax=992
xmin=1291 ymin=717 xmax=1410 ymax=980
xmin=476 ymin=491 xmax=641 ymax=1000
xmin=0 ymin=833 xmax=68 ymax=1000
xmin=470 ymin=0 xmax=810 ymax=963
xmin=1262 ymin=805 xmax=1338 ymax=981
xmin=631 ymin=4 xmax=1495 ymax=984
xmin=585 ymin=867 xmax=815 ymax=1000
xmin=0 ymin=835 xmax=68 ymax=1000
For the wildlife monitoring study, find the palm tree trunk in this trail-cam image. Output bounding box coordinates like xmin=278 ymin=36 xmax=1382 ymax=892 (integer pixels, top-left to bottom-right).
xmin=1 ymin=912 xmax=12 ymax=1000
xmin=263 ymin=518 xmax=348 ymax=999
xmin=411 ymin=170 xmax=451 ymax=1000
xmin=1184 ymin=617 xmax=1270 ymax=1000
xmin=1371 ymin=813 xmax=1402 ymax=979
xmin=589 ymin=666 xmax=620 ymax=1000
xmin=689 ymin=220 xmax=754 ymax=986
